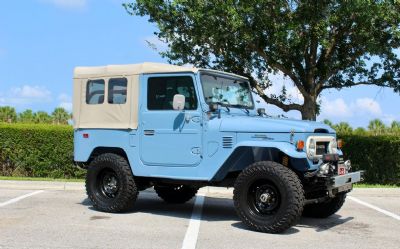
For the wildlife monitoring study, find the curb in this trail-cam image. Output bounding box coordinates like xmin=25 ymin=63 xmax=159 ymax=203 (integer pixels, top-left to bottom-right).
xmin=0 ymin=180 xmax=85 ymax=191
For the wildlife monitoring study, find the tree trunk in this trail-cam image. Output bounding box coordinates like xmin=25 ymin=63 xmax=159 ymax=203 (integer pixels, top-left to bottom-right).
xmin=301 ymin=95 xmax=317 ymax=121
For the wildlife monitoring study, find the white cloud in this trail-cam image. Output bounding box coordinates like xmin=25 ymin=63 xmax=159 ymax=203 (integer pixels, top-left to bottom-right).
xmin=58 ymin=94 xmax=72 ymax=112
xmin=320 ymin=97 xmax=352 ymax=118
xmin=12 ymin=85 xmax=52 ymax=99
xmin=318 ymin=96 xmax=398 ymax=126
xmin=0 ymin=85 xmax=52 ymax=106
xmin=352 ymin=98 xmax=382 ymax=115
xmin=40 ymin=0 xmax=87 ymax=10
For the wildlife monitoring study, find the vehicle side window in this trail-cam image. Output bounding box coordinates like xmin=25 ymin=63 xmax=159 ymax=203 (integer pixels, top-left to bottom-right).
xmin=108 ymin=78 xmax=127 ymax=104
xmin=147 ymin=76 xmax=197 ymax=110
xmin=86 ymin=79 xmax=105 ymax=104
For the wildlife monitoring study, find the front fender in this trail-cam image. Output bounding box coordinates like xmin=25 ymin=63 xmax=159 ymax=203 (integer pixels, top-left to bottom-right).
xmin=234 ymin=141 xmax=306 ymax=158
xmin=211 ymin=141 xmax=309 ymax=182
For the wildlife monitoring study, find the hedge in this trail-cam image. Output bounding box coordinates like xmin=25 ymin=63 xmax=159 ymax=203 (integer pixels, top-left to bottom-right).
xmin=338 ymin=134 xmax=400 ymax=185
xmin=0 ymin=124 xmax=399 ymax=185
xmin=0 ymin=123 xmax=84 ymax=178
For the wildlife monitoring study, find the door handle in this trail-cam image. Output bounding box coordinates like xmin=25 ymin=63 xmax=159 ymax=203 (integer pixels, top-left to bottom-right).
xmin=191 ymin=116 xmax=201 ymax=123
xmin=144 ymin=130 xmax=155 ymax=136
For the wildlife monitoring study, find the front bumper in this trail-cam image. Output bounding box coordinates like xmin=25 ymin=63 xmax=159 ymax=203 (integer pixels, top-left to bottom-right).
xmin=331 ymin=171 xmax=363 ymax=188
xmin=327 ymin=171 xmax=364 ymax=195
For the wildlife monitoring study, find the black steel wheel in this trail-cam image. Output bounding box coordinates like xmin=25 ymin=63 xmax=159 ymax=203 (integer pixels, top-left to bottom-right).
xmin=155 ymin=184 xmax=198 ymax=204
xmin=86 ymin=153 xmax=138 ymax=212
xmin=234 ymin=161 xmax=305 ymax=233
xmin=97 ymin=169 xmax=119 ymax=199
xmin=248 ymin=180 xmax=281 ymax=216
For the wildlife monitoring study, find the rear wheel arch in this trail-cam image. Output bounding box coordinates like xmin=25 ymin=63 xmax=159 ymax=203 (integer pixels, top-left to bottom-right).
xmin=88 ymin=147 xmax=129 ymax=164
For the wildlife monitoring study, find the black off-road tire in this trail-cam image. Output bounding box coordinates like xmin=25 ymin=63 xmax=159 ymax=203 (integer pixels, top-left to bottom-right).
xmin=86 ymin=153 xmax=138 ymax=212
xmin=303 ymin=193 xmax=346 ymax=218
xmin=154 ymin=185 xmax=198 ymax=204
xmin=233 ymin=161 xmax=305 ymax=233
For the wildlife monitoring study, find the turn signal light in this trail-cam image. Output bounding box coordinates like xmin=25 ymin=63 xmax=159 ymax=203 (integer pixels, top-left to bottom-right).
xmin=296 ymin=140 xmax=305 ymax=151
xmin=337 ymin=139 xmax=343 ymax=149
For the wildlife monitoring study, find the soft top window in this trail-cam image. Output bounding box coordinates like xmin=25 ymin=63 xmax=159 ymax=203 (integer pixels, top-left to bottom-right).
xmin=86 ymin=79 xmax=105 ymax=105
xmin=108 ymin=78 xmax=127 ymax=104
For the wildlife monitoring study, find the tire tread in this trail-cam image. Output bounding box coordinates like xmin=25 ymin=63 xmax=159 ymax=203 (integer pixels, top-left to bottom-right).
xmin=86 ymin=153 xmax=138 ymax=213
xmin=233 ymin=161 xmax=305 ymax=233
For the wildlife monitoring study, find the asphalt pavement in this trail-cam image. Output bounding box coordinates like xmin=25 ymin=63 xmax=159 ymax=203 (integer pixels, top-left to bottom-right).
xmin=0 ymin=180 xmax=399 ymax=249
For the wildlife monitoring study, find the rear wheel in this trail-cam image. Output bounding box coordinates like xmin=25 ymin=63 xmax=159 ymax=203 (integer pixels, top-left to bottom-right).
xmin=233 ymin=161 xmax=305 ymax=233
xmin=303 ymin=193 xmax=346 ymax=218
xmin=154 ymin=184 xmax=198 ymax=204
xmin=86 ymin=153 xmax=138 ymax=212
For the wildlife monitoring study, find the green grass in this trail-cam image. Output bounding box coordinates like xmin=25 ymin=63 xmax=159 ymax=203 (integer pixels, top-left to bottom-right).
xmin=354 ymin=183 xmax=399 ymax=188
xmin=0 ymin=176 xmax=84 ymax=182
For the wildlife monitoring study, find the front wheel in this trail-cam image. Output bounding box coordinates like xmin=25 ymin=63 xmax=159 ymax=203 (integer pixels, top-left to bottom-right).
xmin=86 ymin=153 xmax=138 ymax=212
xmin=303 ymin=193 xmax=347 ymax=218
xmin=233 ymin=161 xmax=305 ymax=233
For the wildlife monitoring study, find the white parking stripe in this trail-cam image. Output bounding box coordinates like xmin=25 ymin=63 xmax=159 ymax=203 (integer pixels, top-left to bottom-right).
xmin=0 ymin=190 xmax=44 ymax=207
xmin=348 ymin=196 xmax=400 ymax=221
xmin=181 ymin=194 xmax=206 ymax=249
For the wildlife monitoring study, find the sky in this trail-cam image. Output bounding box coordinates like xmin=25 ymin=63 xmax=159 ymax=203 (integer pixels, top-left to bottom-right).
xmin=0 ymin=0 xmax=399 ymax=128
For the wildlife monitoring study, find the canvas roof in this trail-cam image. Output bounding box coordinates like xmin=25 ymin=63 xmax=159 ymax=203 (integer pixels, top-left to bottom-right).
xmin=73 ymin=62 xmax=247 ymax=80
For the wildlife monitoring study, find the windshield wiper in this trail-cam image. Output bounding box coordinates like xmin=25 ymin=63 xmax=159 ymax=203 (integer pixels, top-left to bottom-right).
xmin=230 ymin=104 xmax=249 ymax=112
xmin=213 ymin=102 xmax=230 ymax=112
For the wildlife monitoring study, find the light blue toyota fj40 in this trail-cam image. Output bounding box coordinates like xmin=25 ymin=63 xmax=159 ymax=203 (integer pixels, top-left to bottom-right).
xmin=73 ymin=62 xmax=363 ymax=233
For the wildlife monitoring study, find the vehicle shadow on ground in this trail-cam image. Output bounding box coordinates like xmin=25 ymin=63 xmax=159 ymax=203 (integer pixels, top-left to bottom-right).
xmin=80 ymin=191 xmax=353 ymax=234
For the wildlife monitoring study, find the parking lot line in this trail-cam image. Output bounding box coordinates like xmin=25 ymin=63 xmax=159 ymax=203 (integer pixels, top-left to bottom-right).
xmin=181 ymin=194 xmax=205 ymax=249
xmin=0 ymin=190 xmax=44 ymax=207
xmin=348 ymin=196 xmax=400 ymax=221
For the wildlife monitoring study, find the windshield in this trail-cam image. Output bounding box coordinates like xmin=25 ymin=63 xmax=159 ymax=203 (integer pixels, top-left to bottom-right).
xmin=200 ymin=73 xmax=254 ymax=109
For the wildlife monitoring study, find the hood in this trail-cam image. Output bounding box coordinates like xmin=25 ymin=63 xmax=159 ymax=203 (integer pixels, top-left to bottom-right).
xmin=219 ymin=116 xmax=335 ymax=133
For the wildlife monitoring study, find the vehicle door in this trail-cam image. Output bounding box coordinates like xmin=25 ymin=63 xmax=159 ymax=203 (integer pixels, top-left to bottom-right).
xmin=140 ymin=74 xmax=203 ymax=166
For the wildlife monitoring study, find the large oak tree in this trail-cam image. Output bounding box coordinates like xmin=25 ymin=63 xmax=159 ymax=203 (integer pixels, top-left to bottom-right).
xmin=125 ymin=0 xmax=400 ymax=120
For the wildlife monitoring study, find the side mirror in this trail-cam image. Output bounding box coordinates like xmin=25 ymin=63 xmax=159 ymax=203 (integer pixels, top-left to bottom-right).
xmin=257 ymin=108 xmax=266 ymax=116
xmin=208 ymin=103 xmax=218 ymax=112
xmin=173 ymin=94 xmax=185 ymax=110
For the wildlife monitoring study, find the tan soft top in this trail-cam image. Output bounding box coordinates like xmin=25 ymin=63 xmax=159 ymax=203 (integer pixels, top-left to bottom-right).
xmin=73 ymin=63 xmax=247 ymax=129
xmin=74 ymin=62 xmax=247 ymax=79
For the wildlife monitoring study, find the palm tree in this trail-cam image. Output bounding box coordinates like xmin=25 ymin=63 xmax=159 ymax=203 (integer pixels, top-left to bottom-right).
xmin=333 ymin=122 xmax=353 ymax=135
xmin=353 ymin=127 xmax=367 ymax=135
xmin=0 ymin=106 xmax=17 ymax=123
xmin=368 ymin=119 xmax=386 ymax=135
xmin=51 ymin=107 xmax=71 ymax=125
xmin=323 ymin=119 xmax=334 ymax=128
xmin=34 ymin=111 xmax=52 ymax=124
xmin=18 ymin=109 xmax=35 ymax=123
xmin=390 ymin=121 xmax=400 ymax=134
